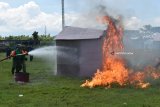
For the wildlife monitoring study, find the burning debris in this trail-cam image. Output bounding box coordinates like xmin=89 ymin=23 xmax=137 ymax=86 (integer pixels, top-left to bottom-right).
xmin=81 ymin=15 xmax=160 ymax=89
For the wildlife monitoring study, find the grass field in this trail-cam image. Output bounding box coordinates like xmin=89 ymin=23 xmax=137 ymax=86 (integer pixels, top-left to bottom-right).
xmin=0 ymin=52 xmax=160 ymax=107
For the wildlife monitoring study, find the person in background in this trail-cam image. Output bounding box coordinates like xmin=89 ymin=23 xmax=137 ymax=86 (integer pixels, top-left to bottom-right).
xmin=6 ymin=46 xmax=11 ymax=58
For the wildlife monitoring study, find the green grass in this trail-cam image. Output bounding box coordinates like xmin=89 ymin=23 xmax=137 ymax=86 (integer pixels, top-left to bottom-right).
xmin=0 ymin=52 xmax=160 ymax=107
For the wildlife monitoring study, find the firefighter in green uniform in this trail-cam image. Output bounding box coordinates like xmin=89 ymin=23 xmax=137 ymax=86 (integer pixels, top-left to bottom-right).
xmin=10 ymin=44 xmax=28 ymax=75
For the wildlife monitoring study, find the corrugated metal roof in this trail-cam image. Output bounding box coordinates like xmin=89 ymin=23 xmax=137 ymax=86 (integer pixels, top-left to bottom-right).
xmin=55 ymin=26 xmax=105 ymax=40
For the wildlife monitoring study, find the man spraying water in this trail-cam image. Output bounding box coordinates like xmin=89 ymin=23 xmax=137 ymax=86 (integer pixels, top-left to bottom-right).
xmin=10 ymin=44 xmax=28 ymax=75
xmin=9 ymin=44 xmax=30 ymax=83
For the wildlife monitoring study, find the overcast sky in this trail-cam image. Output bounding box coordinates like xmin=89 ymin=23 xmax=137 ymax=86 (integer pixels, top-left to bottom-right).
xmin=0 ymin=0 xmax=160 ymax=36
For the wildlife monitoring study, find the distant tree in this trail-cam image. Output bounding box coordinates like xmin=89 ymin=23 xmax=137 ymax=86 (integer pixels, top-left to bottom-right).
xmin=0 ymin=36 xmax=4 ymax=40
xmin=32 ymin=31 xmax=39 ymax=41
xmin=39 ymin=34 xmax=54 ymax=41
xmin=5 ymin=36 xmax=14 ymax=40
xmin=143 ymin=25 xmax=152 ymax=30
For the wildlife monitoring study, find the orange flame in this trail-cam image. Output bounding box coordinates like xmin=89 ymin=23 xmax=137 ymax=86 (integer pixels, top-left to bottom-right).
xmin=81 ymin=16 xmax=160 ymax=88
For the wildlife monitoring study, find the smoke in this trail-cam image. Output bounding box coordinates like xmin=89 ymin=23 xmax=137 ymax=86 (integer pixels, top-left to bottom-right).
xmin=69 ymin=0 xmax=151 ymax=30
xmin=71 ymin=1 xmax=107 ymax=29
xmin=71 ymin=0 xmax=124 ymax=30
xmin=69 ymin=0 xmax=160 ymax=70
xmin=123 ymin=30 xmax=160 ymax=70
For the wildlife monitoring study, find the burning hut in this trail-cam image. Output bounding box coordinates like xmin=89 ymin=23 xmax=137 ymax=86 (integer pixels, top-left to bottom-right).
xmin=56 ymin=22 xmax=160 ymax=88
xmin=55 ymin=26 xmax=105 ymax=77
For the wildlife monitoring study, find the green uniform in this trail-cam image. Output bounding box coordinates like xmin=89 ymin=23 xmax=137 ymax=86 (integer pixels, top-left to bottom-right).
xmin=11 ymin=49 xmax=26 ymax=74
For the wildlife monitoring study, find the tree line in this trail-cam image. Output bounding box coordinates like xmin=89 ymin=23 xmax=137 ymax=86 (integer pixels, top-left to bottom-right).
xmin=0 ymin=31 xmax=55 ymax=42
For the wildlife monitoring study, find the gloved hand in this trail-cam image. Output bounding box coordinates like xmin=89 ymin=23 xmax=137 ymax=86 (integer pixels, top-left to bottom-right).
xmin=23 ymin=51 xmax=28 ymax=55
xmin=10 ymin=51 xmax=16 ymax=57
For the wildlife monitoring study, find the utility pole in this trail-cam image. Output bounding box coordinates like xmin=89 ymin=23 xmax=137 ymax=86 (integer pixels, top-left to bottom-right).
xmin=61 ymin=0 xmax=65 ymax=30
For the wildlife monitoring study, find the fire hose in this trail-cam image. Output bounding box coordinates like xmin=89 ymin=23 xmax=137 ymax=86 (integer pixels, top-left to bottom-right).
xmin=0 ymin=53 xmax=28 ymax=62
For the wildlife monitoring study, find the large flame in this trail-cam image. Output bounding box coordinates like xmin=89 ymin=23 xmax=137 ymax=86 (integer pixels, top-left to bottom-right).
xmin=81 ymin=16 xmax=160 ymax=88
